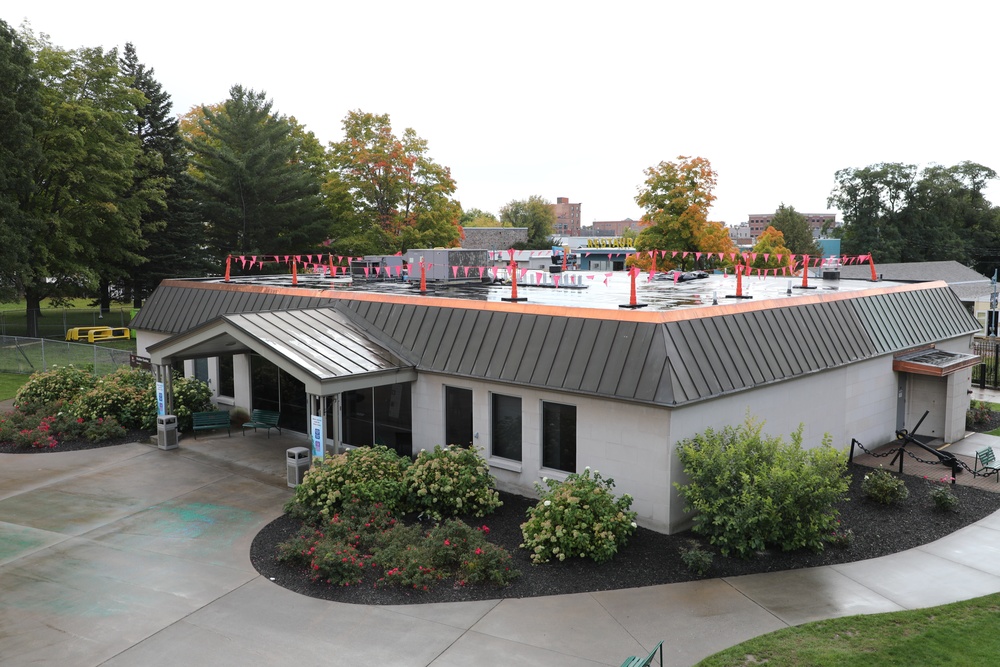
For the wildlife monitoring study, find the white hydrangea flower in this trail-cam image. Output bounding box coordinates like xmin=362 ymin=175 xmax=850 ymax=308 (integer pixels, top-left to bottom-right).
xmin=543 ymin=500 xmax=551 ymax=507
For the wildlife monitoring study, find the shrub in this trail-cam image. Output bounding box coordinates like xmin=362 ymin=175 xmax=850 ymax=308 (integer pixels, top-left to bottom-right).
xmin=674 ymin=414 xmax=849 ymax=558
xmin=172 ymin=375 xmax=214 ymax=431
xmin=14 ymin=365 xmax=96 ymax=412
xmin=678 ymin=540 xmax=714 ymax=575
xmin=69 ymin=367 xmax=156 ymax=429
xmin=286 ymin=445 xmax=410 ymax=522
xmin=828 ymin=521 xmax=855 ymax=548
xmin=83 ymin=415 xmax=126 ymax=442
xmin=404 ymin=445 xmax=503 ymax=520
xmin=927 ymin=476 xmax=959 ymax=512
xmin=861 ymin=467 xmax=909 ymax=505
xmin=520 ymin=467 xmax=637 ymax=564
xmin=967 ymin=400 xmax=993 ymax=429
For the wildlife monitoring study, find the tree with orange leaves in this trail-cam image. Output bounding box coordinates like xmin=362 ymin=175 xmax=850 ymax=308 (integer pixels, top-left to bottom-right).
xmin=633 ymin=156 xmax=735 ymax=270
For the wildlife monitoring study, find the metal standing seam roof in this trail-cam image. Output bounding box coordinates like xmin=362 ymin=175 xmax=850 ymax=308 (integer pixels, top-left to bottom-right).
xmin=137 ymin=280 xmax=982 ymax=407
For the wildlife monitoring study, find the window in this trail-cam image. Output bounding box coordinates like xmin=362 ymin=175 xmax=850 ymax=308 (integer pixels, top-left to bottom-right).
xmin=491 ymin=394 xmax=521 ymax=462
xmin=218 ymin=353 xmax=234 ymax=397
xmin=194 ymin=358 xmax=209 ymax=384
xmin=341 ymin=383 xmax=412 ymax=456
xmin=445 ymin=386 xmax=473 ymax=447
xmin=542 ymin=402 xmax=576 ymax=472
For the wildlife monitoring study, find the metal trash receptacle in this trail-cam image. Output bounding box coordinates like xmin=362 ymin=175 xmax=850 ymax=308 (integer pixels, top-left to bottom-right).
xmin=157 ymin=415 xmax=178 ymax=450
xmin=287 ymin=447 xmax=311 ymax=487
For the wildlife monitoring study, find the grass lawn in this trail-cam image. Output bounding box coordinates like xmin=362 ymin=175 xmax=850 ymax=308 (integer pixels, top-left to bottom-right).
xmin=698 ymin=593 xmax=1000 ymax=666
xmin=0 ymin=373 xmax=30 ymax=401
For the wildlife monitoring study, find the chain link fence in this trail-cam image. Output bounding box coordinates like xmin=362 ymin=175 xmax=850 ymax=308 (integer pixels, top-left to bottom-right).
xmin=0 ymin=336 xmax=134 ymax=376
xmin=0 ymin=308 xmax=134 ymax=340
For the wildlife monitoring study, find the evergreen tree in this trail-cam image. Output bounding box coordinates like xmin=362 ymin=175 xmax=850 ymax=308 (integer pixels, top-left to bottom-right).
xmin=188 ymin=86 xmax=329 ymax=259
xmin=0 ymin=19 xmax=44 ymax=302
xmin=119 ymin=43 xmax=210 ymax=306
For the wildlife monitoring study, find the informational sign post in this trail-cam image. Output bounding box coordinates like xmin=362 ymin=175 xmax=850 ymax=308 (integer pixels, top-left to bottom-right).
xmin=311 ymin=414 xmax=324 ymax=460
xmin=156 ymin=381 xmax=165 ymax=416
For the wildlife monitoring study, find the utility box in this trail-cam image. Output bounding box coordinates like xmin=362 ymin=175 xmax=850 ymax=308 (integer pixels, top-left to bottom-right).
xmin=286 ymin=447 xmax=311 ymax=487
xmin=157 ymin=415 xmax=178 ymax=450
xmin=402 ymin=249 xmax=491 ymax=282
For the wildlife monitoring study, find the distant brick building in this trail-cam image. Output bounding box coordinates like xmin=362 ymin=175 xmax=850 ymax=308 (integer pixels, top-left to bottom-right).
xmin=552 ymin=197 xmax=582 ymax=236
xmin=746 ymin=212 xmax=837 ymax=242
xmin=591 ymin=219 xmax=641 ymax=236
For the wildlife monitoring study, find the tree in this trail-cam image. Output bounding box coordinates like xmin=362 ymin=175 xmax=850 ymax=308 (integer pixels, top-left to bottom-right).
xmin=0 ymin=19 xmax=44 ymax=302
xmin=829 ymin=161 xmax=1000 ymax=271
xmin=461 ymin=207 xmax=501 ymax=227
xmin=17 ymin=29 xmax=155 ymax=336
xmin=329 ymin=111 xmax=461 ymax=253
xmin=118 ymin=43 xmax=211 ymax=308
xmin=768 ymin=204 xmax=821 ymax=257
xmin=634 ymin=156 xmax=735 ymax=268
xmin=187 ymin=86 xmax=329 ymax=259
xmin=828 ymin=163 xmax=916 ymax=262
xmin=748 ymin=227 xmax=794 ymax=271
xmin=499 ymin=196 xmax=555 ymax=248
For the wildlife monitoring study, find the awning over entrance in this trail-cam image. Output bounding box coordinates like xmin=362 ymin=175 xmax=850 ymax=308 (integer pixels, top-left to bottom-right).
xmin=892 ymin=347 xmax=981 ymax=377
xmin=147 ymin=307 xmax=416 ymax=394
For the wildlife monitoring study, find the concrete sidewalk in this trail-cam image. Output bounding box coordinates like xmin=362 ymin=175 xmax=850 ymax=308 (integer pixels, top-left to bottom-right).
xmin=3 ymin=433 xmax=1000 ymax=666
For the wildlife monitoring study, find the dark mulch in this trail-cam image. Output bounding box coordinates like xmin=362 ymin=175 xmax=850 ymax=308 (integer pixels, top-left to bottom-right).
xmin=0 ymin=430 xmax=155 ymax=454
xmin=249 ymin=465 xmax=1000 ymax=606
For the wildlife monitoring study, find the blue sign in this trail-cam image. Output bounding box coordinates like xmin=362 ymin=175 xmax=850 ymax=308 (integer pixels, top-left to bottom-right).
xmin=311 ymin=414 xmax=324 ymax=459
xmin=156 ymin=382 xmax=165 ymax=416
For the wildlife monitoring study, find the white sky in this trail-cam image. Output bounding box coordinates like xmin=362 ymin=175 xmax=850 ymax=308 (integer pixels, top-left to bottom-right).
xmin=6 ymin=1 xmax=999 ymax=227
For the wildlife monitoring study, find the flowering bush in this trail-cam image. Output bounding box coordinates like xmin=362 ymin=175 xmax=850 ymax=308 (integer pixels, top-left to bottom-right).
xmin=172 ymin=375 xmax=214 ymax=431
xmin=14 ymin=365 xmax=96 ymax=412
xmin=675 ymin=415 xmax=849 ymax=558
xmin=520 ymin=467 xmax=637 ymax=564
xmin=286 ymin=445 xmax=411 ymax=521
xmin=278 ymin=499 xmax=518 ymax=591
xmin=404 ymin=445 xmax=503 ymax=520
xmin=828 ymin=521 xmax=855 ymax=548
xmin=83 ymin=415 xmax=126 ymax=442
xmin=861 ymin=467 xmax=909 ymax=505
xmin=926 ymin=476 xmax=959 ymax=512
xmin=68 ymin=367 xmax=156 ymax=429
xmin=967 ymin=400 xmax=993 ymax=429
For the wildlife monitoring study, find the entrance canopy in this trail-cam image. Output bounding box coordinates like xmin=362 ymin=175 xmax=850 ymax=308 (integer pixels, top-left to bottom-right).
xmin=892 ymin=347 xmax=981 ymax=377
xmin=147 ymin=307 xmax=416 ymax=395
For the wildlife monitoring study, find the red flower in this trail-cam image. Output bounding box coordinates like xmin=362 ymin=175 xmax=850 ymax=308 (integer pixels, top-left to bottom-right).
xmin=444 ymin=539 xmax=450 ymax=546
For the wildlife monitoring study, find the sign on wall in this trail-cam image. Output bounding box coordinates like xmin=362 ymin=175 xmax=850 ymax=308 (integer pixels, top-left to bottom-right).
xmin=156 ymin=381 xmax=165 ymax=416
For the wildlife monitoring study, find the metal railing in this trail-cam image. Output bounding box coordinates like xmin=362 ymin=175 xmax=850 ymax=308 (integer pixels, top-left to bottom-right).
xmin=0 ymin=308 xmax=134 ymax=340
xmin=973 ymin=337 xmax=1000 ymax=389
xmin=0 ymin=336 xmax=133 ymax=376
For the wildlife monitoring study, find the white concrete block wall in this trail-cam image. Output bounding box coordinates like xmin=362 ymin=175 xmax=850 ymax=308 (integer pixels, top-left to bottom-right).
xmin=410 ymin=374 xmax=674 ymax=531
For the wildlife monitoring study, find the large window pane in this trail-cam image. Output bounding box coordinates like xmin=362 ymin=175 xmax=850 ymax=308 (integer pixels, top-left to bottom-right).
xmin=374 ymin=383 xmax=412 ymax=457
xmin=218 ymin=353 xmax=234 ymax=397
xmin=542 ymin=402 xmax=576 ymax=473
xmin=445 ymin=386 xmax=473 ymax=447
xmin=491 ymin=394 xmax=521 ymax=462
xmin=342 ymin=387 xmax=374 ymax=448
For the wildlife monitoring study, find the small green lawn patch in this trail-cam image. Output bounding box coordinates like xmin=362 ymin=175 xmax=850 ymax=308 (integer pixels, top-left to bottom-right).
xmin=698 ymin=593 xmax=1000 ymax=666
xmin=0 ymin=373 xmax=30 ymax=401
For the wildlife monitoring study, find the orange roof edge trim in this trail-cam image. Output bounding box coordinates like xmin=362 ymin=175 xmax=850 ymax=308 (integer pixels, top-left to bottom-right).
xmin=158 ymin=279 xmax=950 ymax=323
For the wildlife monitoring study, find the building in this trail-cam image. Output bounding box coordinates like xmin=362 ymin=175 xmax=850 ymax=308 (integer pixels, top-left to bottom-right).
xmin=552 ymin=197 xmax=582 ymax=236
xmin=131 ymin=262 xmax=980 ymax=534
xmin=591 ymin=219 xmax=641 ymax=237
xmin=746 ymin=212 xmax=838 ymax=242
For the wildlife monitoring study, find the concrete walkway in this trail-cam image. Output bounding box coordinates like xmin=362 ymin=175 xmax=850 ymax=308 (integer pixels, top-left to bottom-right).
xmin=3 ymin=433 xmax=1000 ymax=667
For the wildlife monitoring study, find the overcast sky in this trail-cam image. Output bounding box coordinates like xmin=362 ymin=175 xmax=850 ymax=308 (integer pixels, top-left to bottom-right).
xmin=6 ymin=1 xmax=999 ymax=227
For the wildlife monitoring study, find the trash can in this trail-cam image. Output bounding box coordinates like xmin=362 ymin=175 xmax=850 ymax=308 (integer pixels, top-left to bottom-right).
xmin=286 ymin=447 xmax=311 ymax=487
xmin=157 ymin=415 xmax=178 ymax=450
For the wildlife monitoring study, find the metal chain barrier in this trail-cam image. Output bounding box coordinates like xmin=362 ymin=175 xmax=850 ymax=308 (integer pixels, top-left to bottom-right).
xmin=851 ymin=437 xmax=999 ymax=483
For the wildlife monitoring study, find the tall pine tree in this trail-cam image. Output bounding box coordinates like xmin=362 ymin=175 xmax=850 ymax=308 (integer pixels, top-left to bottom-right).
xmin=119 ymin=43 xmax=210 ymax=307
xmin=187 ymin=86 xmax=329 ymax=260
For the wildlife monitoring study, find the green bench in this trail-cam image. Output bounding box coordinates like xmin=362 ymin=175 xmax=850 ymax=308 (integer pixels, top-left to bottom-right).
xmin=242 ymin=409 xmax=281 ymax=438
xmin=975 ymin=446 xmax=999 ymax=482
xmin=192 ymin=410 xmax=231 ymax=438
xmin=621 ymin=640 xmax=663 ymax=667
